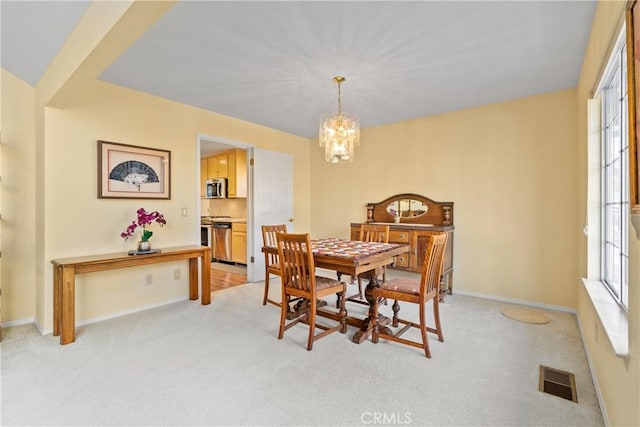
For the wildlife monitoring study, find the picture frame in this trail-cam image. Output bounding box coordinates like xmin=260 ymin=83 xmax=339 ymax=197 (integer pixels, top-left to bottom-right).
xmin=626 ymin=0 xmax=640 ymax=213
xmin=98 ymin=140 xmax=171 ymax=199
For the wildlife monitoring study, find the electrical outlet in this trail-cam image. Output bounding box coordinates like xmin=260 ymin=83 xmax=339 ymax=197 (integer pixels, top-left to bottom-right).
xmin=145 ymin=274 xmax=153 ymax=286
xmin=172 ymin=269 xmax=181 ymax=280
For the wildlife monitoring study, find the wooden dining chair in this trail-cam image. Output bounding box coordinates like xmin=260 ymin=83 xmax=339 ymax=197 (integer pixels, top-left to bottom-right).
xmin=350 ymin=224 xmax=390 ymax=303
xmin=276 ymin=232 xmax=347 ymax=351
xmin=371 ymin=232 xmax=447 ymax=358
xmin=261 ymin=224 xmax=287 ymax=306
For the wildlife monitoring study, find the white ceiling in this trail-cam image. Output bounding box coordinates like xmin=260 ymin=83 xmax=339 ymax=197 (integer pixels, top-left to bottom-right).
xmin=1 ymin=1 xmax=597 ymax=141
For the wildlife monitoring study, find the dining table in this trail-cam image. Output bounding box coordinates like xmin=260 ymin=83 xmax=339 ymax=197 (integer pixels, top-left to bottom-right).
xmin=262 ymin=237 xmax=409 ymax=343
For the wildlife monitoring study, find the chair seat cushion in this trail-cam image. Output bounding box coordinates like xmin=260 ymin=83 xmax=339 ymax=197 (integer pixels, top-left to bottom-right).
xmin=315 ymin=276 xmax=342 ymax=291
xmin=380 ymin=278 xmax=419 ymax=296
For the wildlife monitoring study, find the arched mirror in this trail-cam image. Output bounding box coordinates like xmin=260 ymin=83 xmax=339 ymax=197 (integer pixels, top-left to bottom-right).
xmin=386 ymin=198 xmax=429 ymax=219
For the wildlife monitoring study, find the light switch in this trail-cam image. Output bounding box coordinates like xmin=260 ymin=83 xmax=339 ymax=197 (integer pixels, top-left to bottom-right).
xmin=181 ymin=208 xmax=188 ymax=217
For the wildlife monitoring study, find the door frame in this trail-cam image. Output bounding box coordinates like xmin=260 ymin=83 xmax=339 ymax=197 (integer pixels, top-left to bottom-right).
xmin=196 ymin=133 xmax=255 ymax=279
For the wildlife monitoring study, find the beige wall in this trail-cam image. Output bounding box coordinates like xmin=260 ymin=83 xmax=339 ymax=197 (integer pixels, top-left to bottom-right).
xmin=1 ymin=71 xmax=311 ymax=331
xmin=1 ymin=70 xmax=38 ymax=323
xmin=311 ymin=89 xmax=579 ymax=309
xmin=576 ymin=1 xmax=640 ymax=426
xmin=40 ymin=80 xmax=310 ymax=332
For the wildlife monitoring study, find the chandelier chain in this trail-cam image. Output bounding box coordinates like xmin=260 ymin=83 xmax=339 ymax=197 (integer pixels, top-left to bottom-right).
xmin=337 ymin=81 xmax=342 ymax=115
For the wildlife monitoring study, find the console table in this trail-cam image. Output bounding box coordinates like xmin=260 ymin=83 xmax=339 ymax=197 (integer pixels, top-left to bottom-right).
xmin=351 ymin=193 xmax=454 ymax=298
xmin=51 ymin=245 xmax=211 ymax=345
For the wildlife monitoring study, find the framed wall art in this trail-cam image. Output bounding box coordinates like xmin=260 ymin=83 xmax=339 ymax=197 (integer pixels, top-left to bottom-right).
xmin=98 ymin=140 xmax=171 ymax=199
xmin=626 ymin=0 xmax=640 ymax=214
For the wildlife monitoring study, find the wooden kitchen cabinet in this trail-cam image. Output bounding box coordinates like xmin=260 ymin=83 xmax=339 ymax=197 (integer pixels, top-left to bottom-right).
xmin=232 ymin=222 xmax=247 ymax=264
xmin=207 ymin=154 xmax=228 ymax=179
xmin=227 ymin=148 xmax=247 ymax=198
xmin=350 ymin=193 xmax=454 ymax=297
xmin=201 ymin=148 xmax=247 ymax=198
xmin=200 ymin=159 xmax=207 ymax=197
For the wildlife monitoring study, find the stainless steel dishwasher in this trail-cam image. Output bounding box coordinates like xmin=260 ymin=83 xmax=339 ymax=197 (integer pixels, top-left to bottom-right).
xmin=212 ymin=222 xmax=232 ymax=262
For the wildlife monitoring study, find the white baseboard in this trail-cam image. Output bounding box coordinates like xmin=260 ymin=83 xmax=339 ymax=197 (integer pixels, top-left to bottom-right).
xmin=1 ymin=317 xmax=36 ymax=328
xmin=453 ymin=289 xmax=576 ymax=314
xmin=34 ymin=318 xmax=45 ymax=335
xmin=21 ymin=297 xmax=190 ymax=336
xmin=74 ymin=297 xmax=190 ymax=331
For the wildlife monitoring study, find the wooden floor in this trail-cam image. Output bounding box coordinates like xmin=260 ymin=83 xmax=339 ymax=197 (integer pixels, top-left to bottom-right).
xmin=210 ymin=266 xmax=247 ymax=292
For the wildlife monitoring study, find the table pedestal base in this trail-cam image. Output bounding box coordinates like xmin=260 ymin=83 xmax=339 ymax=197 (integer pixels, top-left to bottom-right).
xmin=352 ymin=314 xmax=391 ymax=343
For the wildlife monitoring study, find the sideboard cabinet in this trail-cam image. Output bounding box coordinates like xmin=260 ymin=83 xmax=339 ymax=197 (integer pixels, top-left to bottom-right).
xmin=350 ymin=193 xmax=454 ymax=295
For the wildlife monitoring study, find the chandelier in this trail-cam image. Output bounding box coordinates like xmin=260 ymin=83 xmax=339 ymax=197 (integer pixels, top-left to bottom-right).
xmin=319 ymin=76 xmax=360 ymax=163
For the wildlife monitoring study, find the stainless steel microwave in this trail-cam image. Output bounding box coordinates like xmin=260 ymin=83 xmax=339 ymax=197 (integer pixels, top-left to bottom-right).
xmin=205 ymin=178 xmax=227 ymax=198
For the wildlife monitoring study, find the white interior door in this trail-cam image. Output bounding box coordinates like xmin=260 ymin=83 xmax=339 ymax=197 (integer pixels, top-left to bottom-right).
xmin=247 ymin=148 xmax=293 ymax=282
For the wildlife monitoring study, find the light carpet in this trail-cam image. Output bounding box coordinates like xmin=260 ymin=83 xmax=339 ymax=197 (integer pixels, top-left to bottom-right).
xmin=1 ymin=279 xmax=604 ymax=426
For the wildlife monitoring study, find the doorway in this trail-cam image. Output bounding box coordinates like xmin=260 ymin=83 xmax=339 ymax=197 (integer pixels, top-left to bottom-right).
xmin=196 ymin=134 xmax=294 ymax=284
xmin=198 ymin=136 xmax=249 ymax=282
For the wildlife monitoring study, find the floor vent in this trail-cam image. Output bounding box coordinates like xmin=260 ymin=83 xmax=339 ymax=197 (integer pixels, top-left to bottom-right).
xmin=539 ymin=366 xmax=578 ymax=403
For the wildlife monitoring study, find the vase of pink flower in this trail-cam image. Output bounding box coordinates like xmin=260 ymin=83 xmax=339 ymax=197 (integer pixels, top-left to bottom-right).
xmin=121 ymin=208 xmax=167 ymax=251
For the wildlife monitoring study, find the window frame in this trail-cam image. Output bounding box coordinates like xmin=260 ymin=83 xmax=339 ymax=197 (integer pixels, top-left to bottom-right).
xmin=582 ymin=23 xmax=630 ymax=359
xmin=598 ymin=26 xmax=629 ymax=311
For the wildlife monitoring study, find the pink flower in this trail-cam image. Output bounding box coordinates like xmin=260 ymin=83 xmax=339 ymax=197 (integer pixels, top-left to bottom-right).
xmin=121 ymin=208 xmax=166 ymax=241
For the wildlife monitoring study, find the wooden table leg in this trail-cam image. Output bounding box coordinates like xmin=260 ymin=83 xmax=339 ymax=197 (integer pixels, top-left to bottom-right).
xmin=60 ymin=266 xmax=76 ymax=345
xmin=53 ymin=265 xmax=62 ymax=337
xmin=351 ymin=270 xmax=390 ymax=344
xmin=200 ymin=253 xmax=210 ymax=305
xmin=189 ymin=257 xmax=199 ymax=301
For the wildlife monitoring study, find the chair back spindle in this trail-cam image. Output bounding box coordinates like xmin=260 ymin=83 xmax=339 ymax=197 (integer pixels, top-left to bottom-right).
xmin=421 ymin=233 xmax=447 ymax=298
xmin=278 ymin=234 xmax=313 ymax=293
xmin=261 ymin=224 xmax=287 ymax=306
xmin=263 ymin=224 xmax=287 ymax=266
xmin=359 ymin=224 xmax=389 ymax=243
xmin=349 ymin=224 xmax=391 ymax=303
